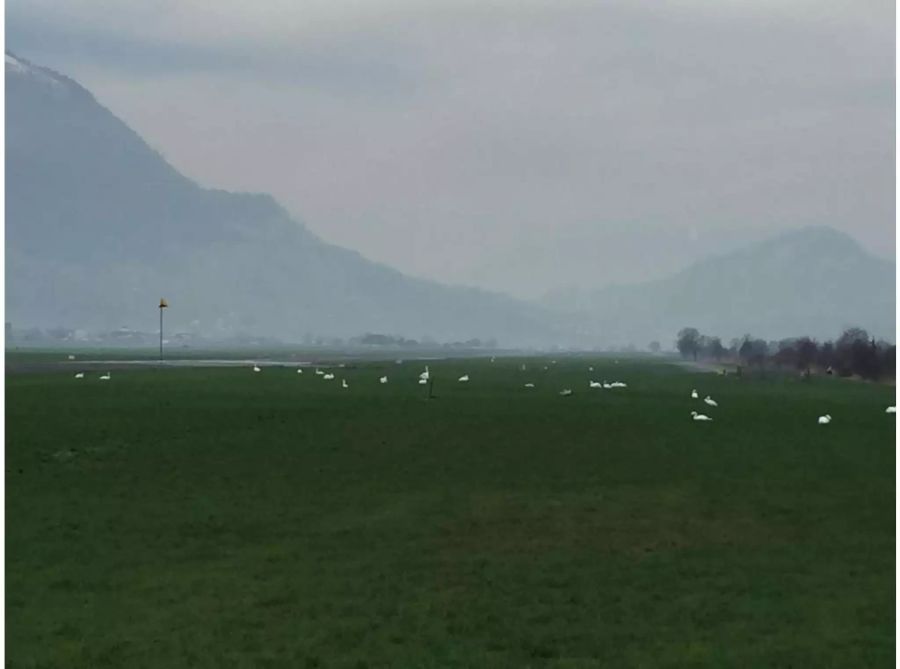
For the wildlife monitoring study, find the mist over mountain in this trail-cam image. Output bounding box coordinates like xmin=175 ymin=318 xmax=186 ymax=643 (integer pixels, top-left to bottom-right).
xmin=5 ymin=52 xmax=559 ymax=346
xmin=5 ymin=52 xmax=894 ymax=348
xmin=555 ymin=226 xmax=895 ymax=345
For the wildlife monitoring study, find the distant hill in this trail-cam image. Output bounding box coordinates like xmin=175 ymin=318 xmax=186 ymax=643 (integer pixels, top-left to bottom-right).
xmin=5 ymin=52 xmax=559 ymax=345
xmin=6 ymin=52 xmax=892 ymax=348
xmin=573 ymin=226 xmax=895 ymax=345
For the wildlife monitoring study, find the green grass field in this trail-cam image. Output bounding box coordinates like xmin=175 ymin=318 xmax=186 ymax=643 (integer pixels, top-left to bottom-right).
xmin=6 ymin=356 xmax=895 ymax=667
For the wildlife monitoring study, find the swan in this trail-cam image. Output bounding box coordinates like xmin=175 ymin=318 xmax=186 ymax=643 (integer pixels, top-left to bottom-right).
xmin=524 ymin=383 xmax=535 ymax=388
xmin=315 ymin=368 xmax=324 ymax=376
xmin=74 ymin=372 xmax=84 ymax=379
xmin=691 ymin=411 xmax=712 ymax=421
xmin=691 ymin=389 xmax=699 ymax=399
xmin=296 ymin=368 xmax=303 ymax=374
xmin=458 ymin=374 xmax=469 ymax=382
xmin=703 ymin=395 xmax=718 ymax=407
xmin=99 ymin=372 xmax=111 ymax=381
xmin=559 ymin=389 xmax=573 ymax=396
xmin=379 ymin=376 xmax=388 ymax=384
xmin=323 ymin=373 xmax=335 ymax=380
xmin=886 ymin=406 xmax=896 ymax=414
xmin=252 ymin=365 xmax=261 ymax=373
xmin=419 ymin=366 xmax=430 ymax=381
xmin=818 ymin=414 xmax=832 ymax=424
xmin=418 ymin=378 xmax=428 ymax=385
xmin=67 ymin=354 xmax=75 ymax=360
xmin=341 ymin=379 xmax=348 ymax=389
xmin=589 ymin=381 xmax=603 ymax=388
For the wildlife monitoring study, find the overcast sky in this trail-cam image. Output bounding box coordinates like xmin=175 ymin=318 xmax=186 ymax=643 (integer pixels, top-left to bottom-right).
xmin=7 ymin=0 xmax=895 ymax=299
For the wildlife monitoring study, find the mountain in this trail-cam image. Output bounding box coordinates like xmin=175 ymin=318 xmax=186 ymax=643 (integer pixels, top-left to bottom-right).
xmin=5 ymin=52 xmax=559 ymax=345
xmin=6 ymin=52 xmax=892 ymax=349
xmin=574 ymin=226 xmax=895 ymax=345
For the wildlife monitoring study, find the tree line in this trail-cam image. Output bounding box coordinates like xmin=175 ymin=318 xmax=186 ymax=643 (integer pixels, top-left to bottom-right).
xmin=676 ymin=326 xmax=896 ymax=381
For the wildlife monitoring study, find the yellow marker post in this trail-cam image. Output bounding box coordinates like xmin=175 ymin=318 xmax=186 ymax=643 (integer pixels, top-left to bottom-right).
xmin=159 ymin=298 xmax=168 ymax=361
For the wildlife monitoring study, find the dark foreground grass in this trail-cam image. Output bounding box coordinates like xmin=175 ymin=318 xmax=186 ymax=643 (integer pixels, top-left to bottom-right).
xmin=6 ymin=358 xmax=895 ymax=667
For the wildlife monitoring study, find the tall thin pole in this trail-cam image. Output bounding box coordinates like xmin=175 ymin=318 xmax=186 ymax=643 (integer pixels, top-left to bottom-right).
xmin=158 ymin=298 xmax=168 ymax=362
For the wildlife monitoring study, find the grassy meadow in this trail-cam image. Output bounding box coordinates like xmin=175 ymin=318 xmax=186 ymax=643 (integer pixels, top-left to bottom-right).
xmin=6 ymin=355 xmax=896 ymax=667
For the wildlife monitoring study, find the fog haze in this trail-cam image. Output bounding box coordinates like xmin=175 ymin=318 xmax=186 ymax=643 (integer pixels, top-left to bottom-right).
xmin=7 ymin=0 xmax=894 ymax=299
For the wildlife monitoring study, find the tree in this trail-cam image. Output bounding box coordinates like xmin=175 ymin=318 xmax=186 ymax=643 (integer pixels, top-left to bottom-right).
xmin=795 ymin=337 xmax=818 ymax=373
xmin=850 ymin=337 xmax=880 ymax=380
xmin=817 ymin=341 xmax=835 ymax=371
xmin=676 ymin=327 xmax=702 ymax=360
xmin=739 ymin=336 xmax=768 ymax=367
xmin=774 ymin=338 xmax=798 ymax=368
xmin=835 ymin=327 xmax=870 ymax=376
xmin=879 ymin=342 xmax=896 ymax=379
xmin=648 ymin=341 xmax=661 ymax=354
xmin=704 ymin=336 xmax=726 ymax=361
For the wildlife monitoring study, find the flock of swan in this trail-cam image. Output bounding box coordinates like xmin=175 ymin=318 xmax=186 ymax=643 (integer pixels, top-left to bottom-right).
xmin=689 ymin=388 xmax=716 ymax=421
xmin=70 ymin=360 xmax=897 ymax=423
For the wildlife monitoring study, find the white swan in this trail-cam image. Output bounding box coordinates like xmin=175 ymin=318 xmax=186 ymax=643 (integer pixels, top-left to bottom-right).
xmin=99 ymin=372 xmax=111 ymax=381
xmin=817 ymin=414 xmax=832 ymax=424
xmin=379 ymin=376 xmax=388 ymax=384
xmin=559 ymin=388 xmax=573 ymax=396
xmin=252 ymin=365 xmax=261 ymax=373
xmin=341 ymin=379 xmax=349 ymax=389
xmin=74 ymin=372 xmax=84 ymax=379
xmin=524 ymin=382 xmax=535 ymax=388
xmin=458 ymin=374 xmax=469 ymax=383
xmin=691 ymin=389 xmax=699 ymax=399
xmin=703 ymin=395 xmax=718 ymax=407
xmin=886 ymin=406 xmax=896 ymax=414
xmin=589 ymin=381 xmax=603 ymax=388
xmin=691 ymin=411 xmax=712 ymax=421
xmin=323 ymin=373 xmax=335 ymax=380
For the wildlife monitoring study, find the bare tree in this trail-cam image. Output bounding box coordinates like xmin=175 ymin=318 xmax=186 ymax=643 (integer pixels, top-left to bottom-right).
xmin=795 ymin=337 xmax=818 ymax=375
xmin=676 ymin=327 xmax=702 ymax=360
xmin=704 ymin=336 xmax=726 ymax=361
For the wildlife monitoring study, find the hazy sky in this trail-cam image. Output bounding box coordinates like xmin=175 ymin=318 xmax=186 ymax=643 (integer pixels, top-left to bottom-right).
xmin=7 ymin=0 xmax=895 ymax=299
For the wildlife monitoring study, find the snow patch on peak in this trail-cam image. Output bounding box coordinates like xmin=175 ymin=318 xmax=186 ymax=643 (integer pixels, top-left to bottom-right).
xmin=6 ymin=51 xmax=66 ymax=90
xmin=6 ymin=53 xmax=29 ymax=74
